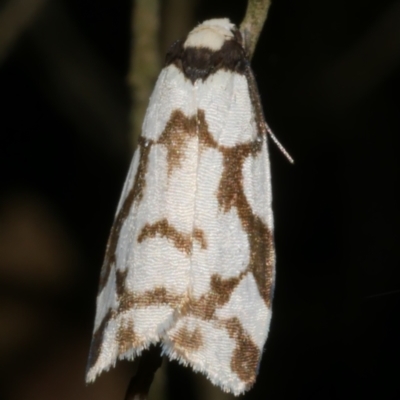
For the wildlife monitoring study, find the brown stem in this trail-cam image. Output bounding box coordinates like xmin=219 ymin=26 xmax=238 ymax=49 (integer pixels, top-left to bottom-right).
xmin=0 ymin=0 xmax=47 ymax=64
xmin=240 ymin=0 xmax=272 ymax=58
xmin=124 ymin=346 xmax=163 ymax=400
xmin=160 ymin=0 xmax=197 ymax=56
xmin=26 ymin=1 xmax=130 ymax=161
xmin=129 ymin=0 xmax=162 ymax=150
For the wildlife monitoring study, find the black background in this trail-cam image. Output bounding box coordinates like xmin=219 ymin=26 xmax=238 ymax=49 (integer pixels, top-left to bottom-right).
xmin=1 ymin=0 xmax=399 ymax=399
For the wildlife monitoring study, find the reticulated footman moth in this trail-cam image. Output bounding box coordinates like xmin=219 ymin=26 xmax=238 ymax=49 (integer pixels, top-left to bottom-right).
xmin=86 ymin=18 xmax=278 ymax=395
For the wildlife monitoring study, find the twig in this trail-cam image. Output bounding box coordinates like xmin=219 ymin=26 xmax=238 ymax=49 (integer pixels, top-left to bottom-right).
xmin=160 ymin=0 xmax=197 ymax=56
xmin=0 ymin=0 xmax=47 ymax=64
xmin=129 ymin=0 xmax=162 ymax=150
xmin=124 ymin=3 xmax=164 ymax=397
xmin=240 ymin=0 xmax=272 ymax=58
xmin=124 ymin=346 xmax=163 ymax=400
xmin=27 ymin=1 xmax=130 ymax=161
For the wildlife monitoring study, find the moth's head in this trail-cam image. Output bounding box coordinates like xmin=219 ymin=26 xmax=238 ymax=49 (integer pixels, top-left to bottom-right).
xmin=166 ymin=18 xmax=247 ymax=83
xmin=184 ymin=18 xmax=242 ymax=51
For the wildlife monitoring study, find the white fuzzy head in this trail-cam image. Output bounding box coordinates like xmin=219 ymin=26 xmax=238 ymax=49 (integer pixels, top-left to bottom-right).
xmin=184 ymin=18 xmax=236 ymax=51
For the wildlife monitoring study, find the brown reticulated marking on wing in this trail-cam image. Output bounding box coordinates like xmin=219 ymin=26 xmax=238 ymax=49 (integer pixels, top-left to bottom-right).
xmin=158 ymin=110 xmax=197 ymax=177
xmin=87 ymin=308 xmax=114 ymax=372
xmin=209 ymin=274 xmax=243 ymax=307
xmin=217 ymin=142 xmax=260 ymax=212
xmin=116 ymin=320 xmax=138 ymax=354
xmin=248 ymin=216 xmax=275 ymax=307
xmin=170 ymin=325 xmax=203 ymax=354
xmin=115 ymin=269 xmax=181 ymax=319
xmin=197 ymin=109 xmax=218 ymax=149
xmin=195 ymin=108 xmax=274 ymax=307
xmin=193 ymin=227 xmax=207 ymax=250
xmin=99 ymin=137 xmax=153 ymax=292
xmin=183 ymin=273 xmax=243 ymax=321
xmin=225 ymin=317 xmax=260 ymax=387
xmin=217 ymin=142 xmax=274 ymax=307
xmin=119 ymin=286 xmax=182 ymax=314
xmin=115 ymin=268 xmax=128 ymax=298
xmin=137 ymin=218 xmax=207 ymax=255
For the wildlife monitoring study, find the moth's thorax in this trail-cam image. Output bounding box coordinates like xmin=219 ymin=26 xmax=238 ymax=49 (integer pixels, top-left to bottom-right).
xmin=183 ymin=18 xmax=236 ymax=51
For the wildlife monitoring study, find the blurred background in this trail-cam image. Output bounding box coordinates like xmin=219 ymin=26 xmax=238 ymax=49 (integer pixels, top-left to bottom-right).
xmin=1 ymin=0 xmax=399 ymax=399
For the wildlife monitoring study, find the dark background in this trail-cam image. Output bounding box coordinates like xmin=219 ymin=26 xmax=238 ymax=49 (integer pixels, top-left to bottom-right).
xmin=1 ymin=0 xmax=399 ymax=399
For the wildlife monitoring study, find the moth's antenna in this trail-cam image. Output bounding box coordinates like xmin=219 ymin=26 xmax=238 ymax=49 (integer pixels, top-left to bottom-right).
xmin=266 ymin=124 xmax=294 ymax=164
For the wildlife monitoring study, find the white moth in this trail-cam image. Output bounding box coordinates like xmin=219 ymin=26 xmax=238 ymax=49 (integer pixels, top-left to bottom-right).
xmin=86 ymin=18 xmax=276 ymax=395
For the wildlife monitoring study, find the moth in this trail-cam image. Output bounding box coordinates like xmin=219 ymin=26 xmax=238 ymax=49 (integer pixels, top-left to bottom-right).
xmin=86 ymin=18 xmax=277 ymax=395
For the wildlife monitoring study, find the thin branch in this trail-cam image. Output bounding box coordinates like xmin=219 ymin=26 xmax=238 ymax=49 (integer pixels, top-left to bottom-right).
xmin=129 ymin=0 xmax=161 ymax=150
xmin=124 ymin=3 xmax=164 ymax=397
xmin=0 ymin=0 xmax=47 ymax=64
xmin=27 ymin=1 xmax=130 ymax=161
xmin=160 ymin=0 xmax=197 ymax=56
xmin=240 ymin=0 xmax=272 ymax=58
xmin=124 ymin=346 xmax=163 ymax=400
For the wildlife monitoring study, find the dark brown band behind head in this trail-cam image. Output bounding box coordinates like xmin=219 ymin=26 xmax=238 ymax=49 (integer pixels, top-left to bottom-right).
xmin=166 ymin=31 xmax=248 ymax=83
